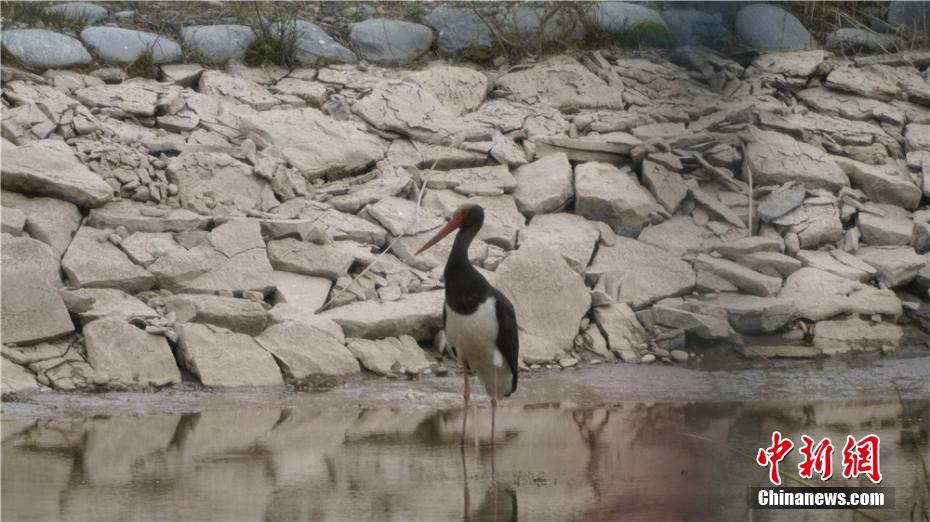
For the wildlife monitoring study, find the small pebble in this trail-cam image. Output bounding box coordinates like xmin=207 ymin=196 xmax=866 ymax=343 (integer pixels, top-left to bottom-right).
xmin=641 ymin=354 xmax=656 ymax=364
xmin=671 ymin=350 xmax=689 ymax=363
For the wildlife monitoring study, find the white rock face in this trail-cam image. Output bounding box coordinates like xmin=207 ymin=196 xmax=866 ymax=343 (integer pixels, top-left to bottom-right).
xmin=83 ymin=317 xmax=181 ymax=389
xmin=62 ymin=226 xmax=155 ymax=293
xmin=1 ymin=140 xmax=112 ymax=208
xmin=493 ymin=244 xmax=591 ymax=363
xmin=746 ymin=130 xmax=850 ymax=191
xmin=346 ymin=335 xmax=433 ymax=375
xmin=177 ymin=323 xmax=284 ymax=387
xmin=587 ymin=237 xmax=696 ymax=308
xmin=519 ymin=213 xmax=599 ymax=274
xmin=494 ymin=56 xmax=624 ymax=111
xmin=256 ymin=321 xmax=360 ymax=382
xmin=512 ymin=153 xmax=573 ymax=217
xmin=574 ymin=162 xmax=663 ymax=237
xmin=321 ymin=290 xmax=444 ymax=341
xmin=241 ymin=108 xmax=384 ymax=180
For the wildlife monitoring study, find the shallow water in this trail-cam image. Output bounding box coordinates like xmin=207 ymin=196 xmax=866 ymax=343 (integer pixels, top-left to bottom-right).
xmin=3 ymin=359 xmax=930 ymax=521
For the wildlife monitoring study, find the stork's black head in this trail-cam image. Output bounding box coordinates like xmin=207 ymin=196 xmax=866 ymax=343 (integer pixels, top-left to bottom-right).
xmin=415 ymin=204 xmax=484 ymax=255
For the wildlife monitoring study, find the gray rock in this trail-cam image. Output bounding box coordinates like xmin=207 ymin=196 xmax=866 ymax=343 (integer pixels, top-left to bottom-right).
xmin=177 ymin=323 xmax=284 ymax=387
xmin=797 ymin=87 xmax=905 ymax=125
xmin=591 ymin=2 xmax=667 ymax=33
xmin=494 ymin=56 xmax=624 ymax=112
xmin=833 ymin=156 xmax=921 ymax=209
xmin=751 ymin=50 xmax=827 ymax=77
xmin=1 ymin=140 xmax=112 ymax=208
xmin=404 ymin=65 xmax=487 ymax=117
xmin=856 ymin=246 xmax=926 ymax=287
xmin=757 ymin=182 xmax=806 ymax=223
xmin=694 ymin=254 xmax=783 ymax=297
xmin=160 ymin=63 xmax=203 ymax=87
xmin=1 ymin=29 xmax=93 ymax=70
xmin=257 ymin=321 xmax=359 ymax=382
xmin=349 ymin=19 xmax=433 ymax=64
xmin=826 ymin=28 xmax=900 ymax=54
xmin=181 ymin=25 xmax=255 ymax=64
xmin=641 ymin=159 xmax=687 ymax=213
xmin=690 ymin=188 xmax=745 ymax=229
xmin=62 ymin=226 xmax=154 ymax=293
xmin=731 ymin=251 xmax=802 ymax=279
xmin=80 ymin=26 xmax=181 ymax=64
xmin=67 ymin=287 xmax=158 ymax=325
xmin=83 ymin=317 xmax=181 ymax=388
xmin=199 ymin=70 xmax=281 ymax=111
xmin=46 ymin=2 xmax=108 ymax=24
xmin=687 ymin=293 xmax=795 ymax=333
xmin=346 ymin=335 xmax=433 ymax=376
xmin=240 ymin=108 xmax=384 ymax=180
xmin=773 ymin=203 xmax=844 ymax=249
xmin=519 ymin=213 xmax=599 ymax=274
xmin=352 ymin=79 xmax=474 ymax=147
xmin=814 ymin=315 xmax=903 ymax=355
xmin=118 ymin=232 xmax=183 ymax=268
xmin=780 ymin=267 xmax=901 ymax=320
xmin=592 ymin=303 xmax=647 ymax=363
xmin=493 ymin=244 xmax=591 ymax=363
xmin=587 ymin=237 xmax=695 ymax=308
xmin=366 ymin=196 xmax=444 ymax=237
xmin=1 ymin=358 xmax=40 ymax=396
xmin=638 ymin=216 xmax=715 ymax=260
xmin=796 ymin=250 xmax=871 ymax=282
xmin=906 ymin=124 xmax=930 ymax=152
xmin=735 ymin=3 xmax=815 ymax=52
xmin=1 ymin=235 xmax=63 ymax=289
xmin=178 ymin=243 xmax=275 ymax=296
xmin=267 ymin=239 xmax=356 ymax=281
xmin=321 ymin=290 xmax=444 ymax=341
xmin=87 ymin=200 xmax=211 ymax=233
xmin=714 ymin=236 xmax=783 ymax=258
xmin=859 ymin=204 xmax=914 ymax=246
xmin=291 ymin=20 xmax=356 ymax=65
xmin=424 ymin=6 xmax=493 ymax=54
xmin=512 ymin=153 xmax=573 ymax=217
xmin=165 ymin=294 xmax=268 ymax=335
xmin=887 ymin=0 xmax=930 ymax=34
xmin=166 ymin=151 xmax=270 ymax=216
xmin=575 ymin=162 xmax=663 ymax=237
xmin=272 ymin=271 xmax=332 ymax=314
xmin=653 ymin=302 xmax=738 ymax=342
xmin=421 ymin=165 xmax=516 ymax=195
xmin=662 ymin=9 xmax=731 ymax=48
xmin=826 ymin=65 xmax=929 ymax=103
xmin=695 ymin=269 xmax=740 ymax=294
xmin=746 ymin=130 xmax=848 ymax=191
xmin=2 ymin=103 xmax=56 ymax=144
xmin=2 ymin=191 xmax=81 ymax=257
xmin=1 ymin=270 xmax=74 ymax=345
xmin=1 ymin=206 xmax=25 ymax=235
xmin=302 ymin=207 xmax=388 ymax=247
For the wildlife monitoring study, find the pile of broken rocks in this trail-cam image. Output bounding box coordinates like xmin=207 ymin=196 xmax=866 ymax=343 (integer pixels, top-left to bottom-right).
xmin=2 ymin=42 xmax=929 ymax=396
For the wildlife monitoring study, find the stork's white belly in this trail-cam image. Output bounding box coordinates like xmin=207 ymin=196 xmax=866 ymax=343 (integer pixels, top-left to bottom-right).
xmin=445 ymin=297 xmax=513 ymax=399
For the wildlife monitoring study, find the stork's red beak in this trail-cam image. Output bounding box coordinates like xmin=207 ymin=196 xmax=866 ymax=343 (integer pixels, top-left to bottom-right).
xmin=415 ymin=212 xmax=464 ymax=255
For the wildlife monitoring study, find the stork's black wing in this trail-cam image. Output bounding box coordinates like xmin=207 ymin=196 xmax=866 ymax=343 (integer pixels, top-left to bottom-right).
xmin=492 ymin=288 xmax=519 ymax=396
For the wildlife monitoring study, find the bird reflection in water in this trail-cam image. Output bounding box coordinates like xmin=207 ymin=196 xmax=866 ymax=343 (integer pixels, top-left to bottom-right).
xmin=461 ymin=443 xmax=517 ymax=522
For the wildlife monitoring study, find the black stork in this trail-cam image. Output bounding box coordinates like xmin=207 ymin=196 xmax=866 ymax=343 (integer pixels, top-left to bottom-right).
xmin=416 ymin=204 xmax=519 ymax=446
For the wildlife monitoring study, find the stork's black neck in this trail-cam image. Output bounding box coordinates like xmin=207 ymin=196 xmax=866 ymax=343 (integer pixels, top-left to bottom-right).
xmin=443 ymin=222 xmax=487 ymax=314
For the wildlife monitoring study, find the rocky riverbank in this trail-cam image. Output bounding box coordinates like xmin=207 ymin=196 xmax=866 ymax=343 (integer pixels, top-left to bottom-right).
xmin=2 ymin=2 xmax=930 ymax=396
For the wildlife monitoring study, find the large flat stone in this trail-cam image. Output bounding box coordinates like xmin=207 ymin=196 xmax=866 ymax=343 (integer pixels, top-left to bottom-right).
xmin=686 ymin=294 xmax=795 ymax=333
xmin=694 ymin=254 xmax=782 ymax=297
xmin=1 ymin=358 xmax=40 ymax=396
xmin=494 ymin=56 xmax=624 ymax=111
xmin=345 ymin=335 xmax=433 ymax=376
xmin=164 ymin=294 xmax=268 ymax=335
xmin=519 ymin=213 xmax=599 ymax=274
xmin=0 ymin=271 xmax=74 ymax=345
xmin=779 ymin=267 xmax=902 ymax=321
xmin=856 ymin=246 xmax=926 ymax=287
xmin=177 ymin=323 xmax=283 ymax=387
xmin=83 ymin=317 xmax=181 ymax=389
xmin=80 ymin=26 xmax=181 ymax=64
xmin=1 ymin=191 xmax=82 ymax=255
xmin=1 ymin=139 xmax=112 ymax=208
xmin=813 ymin=315 xmax=904 ymax=355
xmin=241 ymin=108 xmax=384 ymax=180
xmin=256 ymin=321 xmax=359 ymax=383
xmin=61 ymin=226 xmax=155 ymax=293
xmin=512 ymin=153 xmax=573 ymax=217
xmin=746 ymin=130 xmax=849 ymax=191
xmin=321 ymin=290 xmax=444 ymax=341
xmin=69 ymin=288 xmax=158 ymax=325
xmin=272 ymin=271 xmax=332 ymax=314
xmin=1 ymin=235 xmax=63 ymax=289
xmin=575 ymin=161 xmax=663 ymax=237
xmin=493 ymin=244 xmax=590 ymax=363
xmin=833 ymin=156 xmax=921 ymax=209
xmin=267 ymin=239 xmax=355 ymax=281
xmin=587 ymin=237 xmax=695 ymax=308
xmin=87 ymin=200 xmax=211 ymax=233
xmin=1 ymin=29 xmax=93 ymax=70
